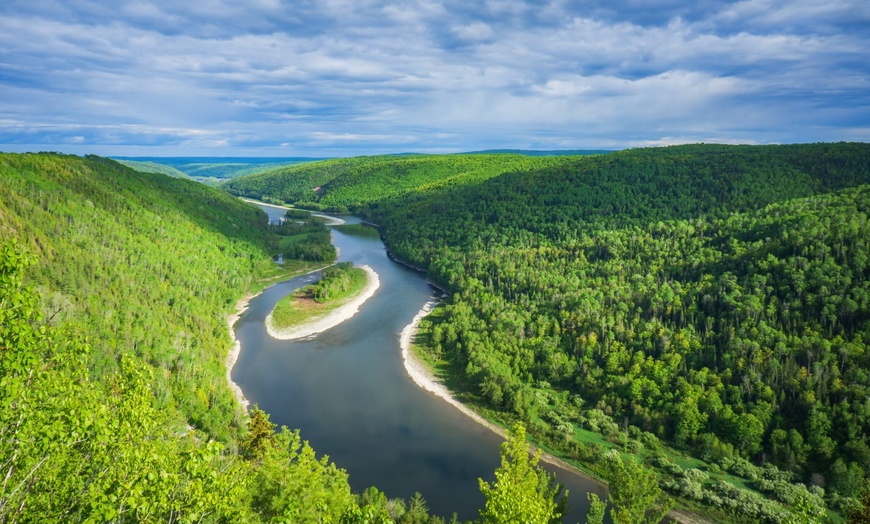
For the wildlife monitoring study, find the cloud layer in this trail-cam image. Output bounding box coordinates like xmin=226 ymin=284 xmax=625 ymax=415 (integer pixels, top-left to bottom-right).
xmin=1 ymin=0 xmax=868 ymax=155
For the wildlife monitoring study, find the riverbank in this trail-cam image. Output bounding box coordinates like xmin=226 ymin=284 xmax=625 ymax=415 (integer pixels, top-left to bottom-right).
xmin=399 ymin=301 xmax=714 ymax=524
xmin=226 ymin=262 xmax=336 ymax=412
xmin=265 ymin=265 xmax=380 ymax=340
xmin=226 ymin=293 xmax=254 ymax=411
xmin=399 ymin=301 xmax=598 ymax=481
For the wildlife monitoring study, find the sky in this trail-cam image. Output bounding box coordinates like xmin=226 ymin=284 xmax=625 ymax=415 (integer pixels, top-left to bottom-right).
xmin=0 ymin=0 xmax=868 ymax=157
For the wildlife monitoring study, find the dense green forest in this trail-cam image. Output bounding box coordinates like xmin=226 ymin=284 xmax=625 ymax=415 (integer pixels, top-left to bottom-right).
xmin=237 ymin=142 xmax=870 ymax=522
xmin=0 ymin=153 xmax=287 ymax=438
xmin=221 ymin=153 xmax=586 ymax=212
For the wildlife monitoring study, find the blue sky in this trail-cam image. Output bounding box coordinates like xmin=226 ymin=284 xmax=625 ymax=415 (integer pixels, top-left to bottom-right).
xmin=1 ymin=0 xmax=868 ymax=156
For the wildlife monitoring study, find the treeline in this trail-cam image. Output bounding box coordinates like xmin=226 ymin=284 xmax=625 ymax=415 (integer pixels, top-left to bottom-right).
xmin=221 ymin=153 xmax=583 ymax=209
xmin=309 ymin=262 xmax=366 ymax=302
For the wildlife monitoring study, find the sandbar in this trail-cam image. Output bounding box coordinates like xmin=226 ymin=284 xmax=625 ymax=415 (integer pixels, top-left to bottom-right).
xmin=264 ymin=265 xmax=380 ymax=340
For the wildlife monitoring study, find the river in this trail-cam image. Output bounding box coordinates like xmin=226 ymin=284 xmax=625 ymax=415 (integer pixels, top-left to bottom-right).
xmin=231 ymin=204 xmax=606 ymax=522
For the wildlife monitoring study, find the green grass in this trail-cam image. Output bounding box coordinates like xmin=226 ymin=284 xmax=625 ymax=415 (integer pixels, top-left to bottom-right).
xmin=270 ymin=266 xmax=368 ymax=329
xmin=277 ymin=232 xmax=318 ymax=250
xmin=333 ymin=223 xmax=381 ymax=238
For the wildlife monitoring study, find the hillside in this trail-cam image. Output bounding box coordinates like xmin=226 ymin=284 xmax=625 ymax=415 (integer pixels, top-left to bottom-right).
xmin=0 ymin=153 xmax=283 ymax=438
xmin=221 ymin=153 xmax=588 ymax=211
xmin=113 ymin=158 xmax=191 ymax=178
xmin=0 ymin=152 xmax=463 ymax=523
xmin=243 ymin=142 xmax=870 ymax=521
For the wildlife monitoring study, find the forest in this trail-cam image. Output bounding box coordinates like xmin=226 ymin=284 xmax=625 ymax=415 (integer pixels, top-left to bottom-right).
xmin=234 ymin=143 xmax=870 ymax=522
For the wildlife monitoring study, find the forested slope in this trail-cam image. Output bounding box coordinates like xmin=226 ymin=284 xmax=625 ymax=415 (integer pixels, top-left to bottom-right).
xmin=0 ymin=153 xmax=280 ymax=438
xmin=113 ymin=158 xmax=191 ymax=178
xmin=238 ymin=142 xmax=870 ymax=521
xmin=0 ymin=152 xmax=462 ymax=523
xmin=221 ymin=153 xmax=582 ymax=211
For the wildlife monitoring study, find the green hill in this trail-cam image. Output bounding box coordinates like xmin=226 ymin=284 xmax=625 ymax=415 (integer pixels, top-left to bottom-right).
xmin=373 ymin=143 xmax=870 ymax=521
xmin=221 ymin=153 xmax=590 ymax=211
xmin=0 ymin=153 xmax=279 ymax=438
xmin=113 ymin=158 xmax=191 ymax=178
xmin=241 ymin=142 xmax=870 ymax=521
xmin=114 ymin=156 xmax=322 ymax=184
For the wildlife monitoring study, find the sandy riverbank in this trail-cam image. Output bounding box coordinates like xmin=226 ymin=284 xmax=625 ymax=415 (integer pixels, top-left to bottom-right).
xmin=226 ymin=293 xmax=253 ymax=411
xmin=399 ymin=301 xmax=593 ymax=477
xmin=399 ymin=302 xmax=714 ymax=524
xmin=400 ymin=301 xmax=508 ymax=438
xmin=226 ymin=262 xmax=335 ymax=411
xmin=264 ymin=265 xmax=380 ymax=340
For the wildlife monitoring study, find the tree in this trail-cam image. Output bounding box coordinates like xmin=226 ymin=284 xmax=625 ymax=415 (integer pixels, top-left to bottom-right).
xmin=849 ymin=483 xmax=870 ymax=524
xmin=478 ymin=423 xmax=566 ymax=524
xmin=605 ymin=454 xmax=673 ymax=524
xmin=241 ymin=406 xmax=277 ymax=460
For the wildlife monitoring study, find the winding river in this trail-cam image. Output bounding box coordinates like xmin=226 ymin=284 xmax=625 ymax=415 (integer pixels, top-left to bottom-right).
xmin=231 ymin=204 xmax=605 ymax=522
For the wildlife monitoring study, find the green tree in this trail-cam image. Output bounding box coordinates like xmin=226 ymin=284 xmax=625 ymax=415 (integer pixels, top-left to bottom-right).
xmin=605 ymin=454 xmax=673 ymax=524
xmin=241 ymin=406 xmax=277 ymax=460
xmin=478 ymin=423 xmax=566 ymax=524
xmin=849 ymin=484 xmax=870 ymax=524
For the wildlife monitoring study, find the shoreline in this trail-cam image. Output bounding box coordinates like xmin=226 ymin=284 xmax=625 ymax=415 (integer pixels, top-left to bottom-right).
xmin=399 ymin=302 xmax=714 ymax=524
xmin=226 ymin=293 xmax=254 ymax=411
xmin=399 ymin=301 xmax=601 ymax=484
xmin=264 ymin=265 xmax=380 ymax=340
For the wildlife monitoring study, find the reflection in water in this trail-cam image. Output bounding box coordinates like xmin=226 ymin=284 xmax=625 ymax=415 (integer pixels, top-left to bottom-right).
xmin=233 ymin=204 xmax=604 ymax=521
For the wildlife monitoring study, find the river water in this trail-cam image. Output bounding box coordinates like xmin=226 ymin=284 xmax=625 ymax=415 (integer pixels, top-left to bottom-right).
xmin=232 ymin=204 xmax=605 ymax=522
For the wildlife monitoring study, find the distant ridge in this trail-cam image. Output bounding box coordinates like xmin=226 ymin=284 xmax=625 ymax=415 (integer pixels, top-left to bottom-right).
xmin=463 ymin=148 xmax=615 ymax=156
xmin=113 ymin=156 xmax=327 ymax=163
xmin=112 ymin=156 xmax=328 ymax=181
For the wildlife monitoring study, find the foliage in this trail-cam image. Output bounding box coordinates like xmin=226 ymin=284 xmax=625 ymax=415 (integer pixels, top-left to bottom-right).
xmin=0 ymin=153 xmax=281 ymax=439
xmin=247 ymin=423 xmax=356 ymax=523
xmin=478 ymin=423 xmax=566 ymax=524
xmin=310 ymin=262 xmax=366 ymax=302
xmin=0 ymin=241 xmax=251 ymax=522
xmin=604 ymin=455 xmax=673 ymax=524
xmin=850 ymin=483 xmax=870 ymax=524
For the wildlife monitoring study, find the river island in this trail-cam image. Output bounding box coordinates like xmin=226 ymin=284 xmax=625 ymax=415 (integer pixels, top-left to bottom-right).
xmin=265 ymin=263 xmax=380 ymax=340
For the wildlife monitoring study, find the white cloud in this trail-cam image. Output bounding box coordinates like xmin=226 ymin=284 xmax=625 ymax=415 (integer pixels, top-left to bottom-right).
xmin=0 ymin=0 xmax=867 ymax=155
